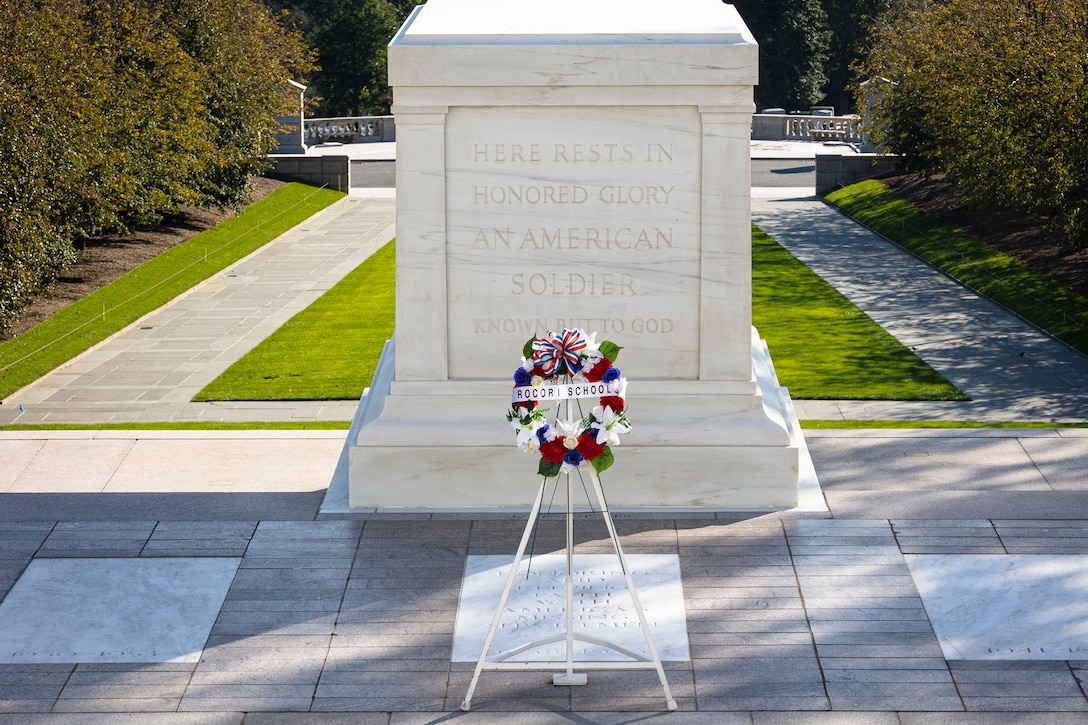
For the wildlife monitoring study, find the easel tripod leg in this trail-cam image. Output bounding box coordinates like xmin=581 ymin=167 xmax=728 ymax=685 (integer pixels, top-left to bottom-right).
xmin=552 ymin=468 xmax=588 ymax=686
xmin=587 ymin=467 xmax=678 ymax=711
xmin=461 ymin=476 xmax=550 ymax=711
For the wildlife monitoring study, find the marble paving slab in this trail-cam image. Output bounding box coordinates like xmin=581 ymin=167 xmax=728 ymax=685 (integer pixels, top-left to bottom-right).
xmin=453 ymin=554 xmax=688 ymax=663
xmin=906 ymin=554 xmax=1088 ymax=660
xmin=0 ymin=558 xmax=240 ymax=663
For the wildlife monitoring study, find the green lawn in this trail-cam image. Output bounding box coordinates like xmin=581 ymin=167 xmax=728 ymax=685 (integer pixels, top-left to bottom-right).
xmin=194 ymin=228 xmax=964 ymax=402
xmin=826 ymin=179 xmax=1088 ymax=355
xmin=0 ymin=183 xmax=344 ymax=399
xmin=752 ymin=225 xmax=967 ymax=400
xmin=0 ymin=421 xmax=350 ymax=431
xmin=192 ymin=239 xmax=395 ymax=401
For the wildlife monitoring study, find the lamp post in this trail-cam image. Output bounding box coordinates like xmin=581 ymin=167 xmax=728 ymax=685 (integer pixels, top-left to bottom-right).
xmin=288 ymin=79 xmax=307 ymax=151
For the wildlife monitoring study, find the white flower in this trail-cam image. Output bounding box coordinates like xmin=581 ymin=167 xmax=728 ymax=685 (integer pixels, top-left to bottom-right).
xmin=531 ymin=375 xmax=544 ymax=387
xmin=592 ymin=404 xmax=619 ymax=427
xmin=581 ymin=351 xmax=604 ymax=375
xmin=517 ymin=428 xmax=543 ymax=452
xmin=557 ymin=418 xmax=584 ymax=439
xmin=563 ymin=436 xmax=579 ymax=450
xmin=607 ymin=377 xmax=628 ymax=397
xmin=591 ymin=404 xmax=631 ymax=446
xmin=560 ymin=456 xmax=583 ymax=475
xmin=514 ymin=425 xmax=537 ymax=451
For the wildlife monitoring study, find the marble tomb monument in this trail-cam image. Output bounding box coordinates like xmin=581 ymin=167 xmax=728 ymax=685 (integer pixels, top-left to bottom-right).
xmin=347 ymin=0 xmax=804 ymax=510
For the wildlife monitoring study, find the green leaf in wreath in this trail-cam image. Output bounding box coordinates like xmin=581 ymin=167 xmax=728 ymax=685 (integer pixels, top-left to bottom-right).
xmin=537 ymin=458 xmax=561 ymax=478
xmin=589 ymin=447 xmax=614 ymax=474
xmin=598 ymin=341 xmax=622 ymax=362
xmin=523 ymin=336 xmax=537 ymax=360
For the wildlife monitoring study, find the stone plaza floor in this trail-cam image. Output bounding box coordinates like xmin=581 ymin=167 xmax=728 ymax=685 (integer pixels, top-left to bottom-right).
xmin=5 ymin=471 xmax=1088 ymax=722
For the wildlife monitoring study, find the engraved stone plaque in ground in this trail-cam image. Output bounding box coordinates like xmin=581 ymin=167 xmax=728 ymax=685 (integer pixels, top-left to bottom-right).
xmin=348 ymin=0 xmax=805 ymax=510
xmin=452 ymin=555 xmax=689 ymax=663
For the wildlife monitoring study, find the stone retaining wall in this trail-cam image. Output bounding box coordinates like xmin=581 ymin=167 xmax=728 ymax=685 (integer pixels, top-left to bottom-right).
xmin=268 ymin=155 xmax=350 ymax=193
xmin=815 ymin=153 xmax=900 ymax=195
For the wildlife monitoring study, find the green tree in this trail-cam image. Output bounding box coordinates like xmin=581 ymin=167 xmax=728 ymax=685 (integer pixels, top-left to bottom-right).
xmin=0 ymin=0 xmax=84 ymax=325
xmin=820 ymin=0 xmax=902 ymax=113
xmin=159 ymin=0 xmax=316 ymax=206
xmin=860 ymin=0 xmax=1088 ymax=246
xmin=0 ymin=0 xmax=314 ymax=331
xmin=733 ymin=0 xmax=832 ymax=110
xmin=76 ymin=1 xmax=213 ymax=234
xmin=305 ymin=0 xmax=400 ymax=116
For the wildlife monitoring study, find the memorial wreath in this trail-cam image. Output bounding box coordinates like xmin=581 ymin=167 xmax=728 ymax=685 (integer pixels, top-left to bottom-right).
xmin=506 ymin=328 xmax=632 ymax=477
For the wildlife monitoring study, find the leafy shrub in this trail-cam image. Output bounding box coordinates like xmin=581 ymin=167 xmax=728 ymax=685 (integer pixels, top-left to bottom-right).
xmin=0 ymin=0 xmax=314 ymax=331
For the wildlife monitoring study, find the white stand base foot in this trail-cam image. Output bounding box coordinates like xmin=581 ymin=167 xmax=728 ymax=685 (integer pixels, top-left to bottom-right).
xmin=552 ymin=673 xmax=588 ymax=686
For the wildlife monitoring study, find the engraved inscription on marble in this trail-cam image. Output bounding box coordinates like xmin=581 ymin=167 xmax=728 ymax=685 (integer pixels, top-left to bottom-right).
xmin=906 ymin=554 xmax=1088 ymax=661
xmin=0 ymin=558 xmax=240 ymax=664
xmin=445 ymin=106 xmax=702 ymax=379
xmin=452 ymin=554 xmax=689 ymax=662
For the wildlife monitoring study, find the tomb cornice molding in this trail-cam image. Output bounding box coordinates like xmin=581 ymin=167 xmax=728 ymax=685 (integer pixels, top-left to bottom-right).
xmin=392 ymin=86 xmax=754 ymax=110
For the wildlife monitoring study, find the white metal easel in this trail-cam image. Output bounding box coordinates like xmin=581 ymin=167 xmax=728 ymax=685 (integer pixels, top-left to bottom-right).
xmin=461 ymin=396 xmax=677 ymax=711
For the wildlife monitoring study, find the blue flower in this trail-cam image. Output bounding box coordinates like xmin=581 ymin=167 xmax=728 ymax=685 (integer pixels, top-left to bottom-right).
xmin=513 ymin=367 xmax=532 ymax=386
xmin=562 ymin=450 xmax=584 ymax=467
xmin=602 ymin=366 xmax=621 ymax=383
xmin=536 ymin=425 xmax=551 ymax=443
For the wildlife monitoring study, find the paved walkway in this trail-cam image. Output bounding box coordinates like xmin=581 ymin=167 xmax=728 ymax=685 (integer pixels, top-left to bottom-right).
xmin=0 ymin=191 xmax=396 ymax=426
xmin=753 ymin=187 xmax=1088 ymax=423
xmin=4 ymin=144 xmax=1088 ymax=720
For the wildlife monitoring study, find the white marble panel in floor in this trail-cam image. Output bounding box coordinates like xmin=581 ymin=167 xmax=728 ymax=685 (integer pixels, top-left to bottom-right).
xmin=0 ymin=558 xmax=239 ymax=663
xmin=453 ymin=554 xmax=688 ymax=663
xmin=906 ymin=554 xmax=1088 ymax=660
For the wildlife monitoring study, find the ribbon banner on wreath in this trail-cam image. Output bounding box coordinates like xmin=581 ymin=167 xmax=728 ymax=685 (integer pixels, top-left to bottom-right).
xmin=506 ymin=328 xmax=632 ymax=478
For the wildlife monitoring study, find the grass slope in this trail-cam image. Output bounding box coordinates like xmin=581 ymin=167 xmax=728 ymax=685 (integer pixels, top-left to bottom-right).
xmin=826 ymin=179 xmax=1088 ymax=355
xmin=193 ymin=239 xmax=395 ymax=401
xmin=0 ymin=183 xmax=344 ymax=400
xmin=752 ymin=225 xmax=967 ymax=400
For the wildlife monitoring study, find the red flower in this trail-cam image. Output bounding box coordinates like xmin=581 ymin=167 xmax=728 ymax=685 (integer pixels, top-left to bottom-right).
xmin=576 ymin=431 xmax=606 ymax=460
xmin=599 ymin=395 xmax=625 ymax=413
xmin=512 ymin=399 xmax=537 ymax=412
xmin=540 ymin=438 xmax=567 ymax=464
xmin=581 ymin=356 xmax=612 ymax=382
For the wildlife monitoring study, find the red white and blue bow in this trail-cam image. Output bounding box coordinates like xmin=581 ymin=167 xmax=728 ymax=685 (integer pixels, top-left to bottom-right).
xmin=532 ymin=328 xmax=588 ymax=377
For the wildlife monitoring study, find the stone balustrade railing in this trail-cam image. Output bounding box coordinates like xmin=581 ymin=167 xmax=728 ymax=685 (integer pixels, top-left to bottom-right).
xmin=751 ymin=113 xmax=863 ymax=143
xmin=295 ymin=113 xmax=859 ymax=147
xmin=304 ymin=115 xmax=395 ymax=144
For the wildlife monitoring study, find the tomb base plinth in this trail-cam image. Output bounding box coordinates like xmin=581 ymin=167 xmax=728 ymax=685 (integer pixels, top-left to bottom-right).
xmin=347 ymin=329 xmax=801 ymax=511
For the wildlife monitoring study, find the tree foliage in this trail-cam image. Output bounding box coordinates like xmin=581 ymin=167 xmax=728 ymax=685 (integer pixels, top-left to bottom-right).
xmin=276 ymin=0 xmax=417 ymax=117
xmin=732 ymin=0 xmax=833 ymax=111
xmin=859 ymin=0 xmax=1088 ymax=247
xmin=0 ymin=0 xmax=313 ymax=330
xmin=306 ymin=0 xmax=401 ymax=116
xmin=820 ymin=0 xmax=902 ymax=113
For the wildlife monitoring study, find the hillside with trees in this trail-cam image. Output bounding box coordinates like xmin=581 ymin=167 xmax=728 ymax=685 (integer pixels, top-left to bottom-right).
xmin=858 ymin=0 xmax=1088 ymax=248
xmin=0 ymin=0 xmax=313 ymax=331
